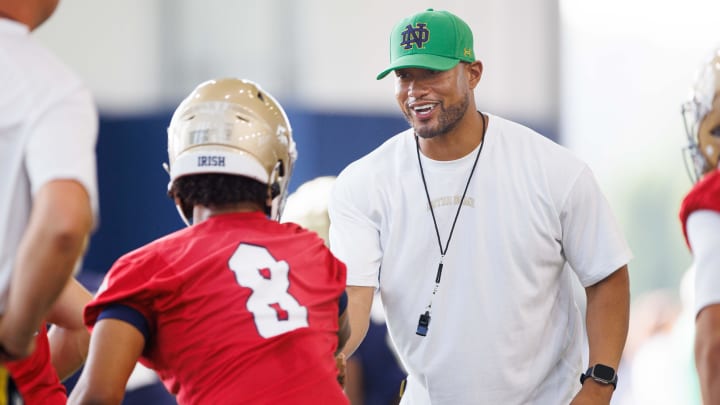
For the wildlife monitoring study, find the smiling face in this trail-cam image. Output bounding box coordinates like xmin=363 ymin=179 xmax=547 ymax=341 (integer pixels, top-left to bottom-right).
xmin=393 ymin=62 xmax=480 ymax=139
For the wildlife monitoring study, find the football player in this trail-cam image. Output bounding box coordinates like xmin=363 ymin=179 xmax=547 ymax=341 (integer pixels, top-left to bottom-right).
xmin=678 ymin=48 xmax=720 ymax=405
xmin=68 ymin=78 xmax=350 ymax=405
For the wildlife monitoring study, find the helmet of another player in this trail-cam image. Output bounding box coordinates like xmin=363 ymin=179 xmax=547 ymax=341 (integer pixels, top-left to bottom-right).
xmin=282 ymin=176 xmax=337 ymax=246
xmin=681 ymin=48 xmax=720 ymax=183
xmin=166 ymin=78 xmax=297 ymax=222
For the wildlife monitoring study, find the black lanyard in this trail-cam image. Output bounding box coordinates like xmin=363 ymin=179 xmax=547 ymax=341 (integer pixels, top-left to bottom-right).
xmin=414 ymin=112 xmax=487 ymax=336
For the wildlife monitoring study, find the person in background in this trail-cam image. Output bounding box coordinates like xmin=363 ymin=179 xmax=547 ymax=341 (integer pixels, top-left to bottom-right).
xmin=283 ymin=176 xmax=407 ymax=405
xmin=282 ymin=176 xmax=337 ymax=244
xmin=0 ymin=0 xmax=98 ymax=401
xmin=678 ymin=47 xmax=720 ymax=405
xmin=329 ymin=8 xmax=631 ymax=404
xmin=68 ymin=78 xmax=350 ymax=405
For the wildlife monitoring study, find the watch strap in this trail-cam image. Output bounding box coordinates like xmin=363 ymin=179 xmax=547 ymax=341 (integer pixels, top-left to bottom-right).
xmin=579 ymin=364 xmax=618 ymax=390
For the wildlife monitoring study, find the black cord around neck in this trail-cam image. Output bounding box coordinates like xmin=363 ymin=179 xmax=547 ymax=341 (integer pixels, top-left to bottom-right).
xmin=415 ymin=112 xmax=487 ymax=260
xmin=413 ymin=112 xmax=487 ymax=337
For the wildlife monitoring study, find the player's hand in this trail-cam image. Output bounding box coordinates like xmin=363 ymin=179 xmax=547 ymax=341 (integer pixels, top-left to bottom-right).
xmin=335 ymin=352 xmax=347 ymax=388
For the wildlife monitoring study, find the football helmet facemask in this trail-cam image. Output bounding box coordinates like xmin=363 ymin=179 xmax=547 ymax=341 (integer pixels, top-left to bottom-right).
xmin=166 ymin=78 xmax=297 ymax=223
xmin=681 ymin=48 xmax=720 ymax=183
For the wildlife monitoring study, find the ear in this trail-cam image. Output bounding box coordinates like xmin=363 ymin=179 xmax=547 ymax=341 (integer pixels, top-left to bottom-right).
xmin=467 ymin=61 xmax=483 ymax=89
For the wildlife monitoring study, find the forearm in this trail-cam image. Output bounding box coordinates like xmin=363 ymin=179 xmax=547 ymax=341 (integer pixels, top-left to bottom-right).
xmin=337 ymin=310 xmax=350 ymax=355
xmin=695 ymin=305 xmax=720 ymax=404
xmin=3 ymin=181 xmax=92 ymax=356
xmin=68 ymin=319 xmax=145 ymax=405
xmin=46 ymin=277 xmax=93 ymax=380
xmin=340 ymin=286 xmax=374 ymax=357
xmin=584 ymin=266 xmax=630 ymax=369
xmin=7 ymin=234 xmax=88 ymax=349
xmin=49 ymin=327 xmax=90 ymax=381
xmin=574 ymin=266 xmax=630 ymax=403
xmin=7 ymin=246 xmax=83 ymax=347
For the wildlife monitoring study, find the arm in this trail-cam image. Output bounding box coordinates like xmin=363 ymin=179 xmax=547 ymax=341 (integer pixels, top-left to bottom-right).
xmin=46 ymin=278 xmax=93 ymax=381
xmin=687 ymin=210 xmax=720 ymax=404
xmin=337 ymin=305 xmax=351 ymax=354
xmin=67 ymin=318 xmax=145 ymax=405
xmin=344 ymin=356 xmax=365 ymax=404
xmin=335 ymin=306 xmax=350 ymax=386
xmin=695 ymin=305 xmax=720 ymax=403
xmin=339 ymin=286 xmax=374 ymax=358
xmin=572 ymin=265 xmax=630 ymax=404
xmin=0 ymin=180 xmax=93 ymax=360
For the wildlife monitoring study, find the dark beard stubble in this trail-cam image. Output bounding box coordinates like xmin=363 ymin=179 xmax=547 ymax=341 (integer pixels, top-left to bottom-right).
xmin=406 ymin=92 xmax=470 ymax=139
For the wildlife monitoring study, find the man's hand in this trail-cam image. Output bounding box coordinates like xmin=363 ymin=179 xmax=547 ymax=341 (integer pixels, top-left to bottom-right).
xmin=570 ymin=380 xmax=614 ymax=405
xmin=0 ymin=320 xmax=37 ymax=362
xmin=335 ymin=352 xmax=347 ymax=387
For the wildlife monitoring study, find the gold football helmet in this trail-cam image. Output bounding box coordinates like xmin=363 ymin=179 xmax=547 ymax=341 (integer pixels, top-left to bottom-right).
xmin=281 ymin=176 xmax=337 ymax=245
xmin=682 ymin=48 xmax=720 ymax=183
xmin=166 ymin=78 xmax=297 ymax=222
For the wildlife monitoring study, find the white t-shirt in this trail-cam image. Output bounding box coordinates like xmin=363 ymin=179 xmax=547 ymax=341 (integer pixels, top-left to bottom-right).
xmin=689 ymin=210 xmax=720 ymax=316
xmin=0 ymin=19 xmax=99 ymax=312
xmin=329 ymin=114 xmax=632 ymax=404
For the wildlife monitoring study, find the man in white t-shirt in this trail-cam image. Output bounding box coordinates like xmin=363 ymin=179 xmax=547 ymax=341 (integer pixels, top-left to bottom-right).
xmin=678 ymin=47 xmax=720 ymax=405
xmin=0 ymin=0 xmax=98 ymax=373
xmin=329 ymin=8 xmax=632 ymax=404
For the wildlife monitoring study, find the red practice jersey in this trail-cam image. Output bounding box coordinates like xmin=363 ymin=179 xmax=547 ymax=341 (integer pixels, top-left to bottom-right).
xmin=85 ymin=212 xmax=348 ymax=404
xmin=679 ymin=170 xmax=720 ymax=249
xmin=6 ymin=324 xmax=67 ymax=404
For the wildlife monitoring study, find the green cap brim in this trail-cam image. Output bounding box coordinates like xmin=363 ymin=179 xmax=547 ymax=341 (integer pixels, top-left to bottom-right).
xmin=376 ymin=54 xmax=461 ymax=80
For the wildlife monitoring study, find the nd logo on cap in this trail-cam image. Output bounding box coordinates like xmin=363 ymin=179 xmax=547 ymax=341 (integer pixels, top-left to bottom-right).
xmin=377 ymin=8 xmax=476 ymax=80
xmin=400 ymin=23 xmax=430 ymax=50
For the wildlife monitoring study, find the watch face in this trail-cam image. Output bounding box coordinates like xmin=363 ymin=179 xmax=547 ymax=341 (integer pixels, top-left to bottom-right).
xmin=593 ymin=364 xmax=616 ymax=381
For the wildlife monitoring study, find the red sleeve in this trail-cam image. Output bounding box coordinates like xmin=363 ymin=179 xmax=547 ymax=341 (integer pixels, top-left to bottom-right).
xmin=84 ymin=246 xmax=179 ymax=342
xmin=679 ymin=170 xmax=720 ymax=249
xmin=5 ymin=325 xmax=66 ymax=404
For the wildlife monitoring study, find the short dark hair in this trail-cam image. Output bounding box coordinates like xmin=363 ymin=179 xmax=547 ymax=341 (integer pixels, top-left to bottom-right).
xmin=169 ymin=174 xmax=268 ymax=219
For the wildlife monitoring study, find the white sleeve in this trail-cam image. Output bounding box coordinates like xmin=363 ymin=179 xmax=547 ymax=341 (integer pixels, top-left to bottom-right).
xmin=689 ymin=210 xmax=720 ymax=316
xmin=560 ymin=166 xmax=633 ymax=287
xmin=25 ymin=85 xmax=99 ymax=219
xmin=328 ymin=169 xmax=382 ymax=288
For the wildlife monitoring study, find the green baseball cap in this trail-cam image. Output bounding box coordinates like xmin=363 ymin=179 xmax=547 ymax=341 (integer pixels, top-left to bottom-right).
xmin=376 ymin=8 xmax=475 ymax=80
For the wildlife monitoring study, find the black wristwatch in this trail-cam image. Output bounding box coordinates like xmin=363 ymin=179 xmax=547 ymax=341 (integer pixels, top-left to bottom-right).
xmin=580 ymin=364 xmax=617 ymax=390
